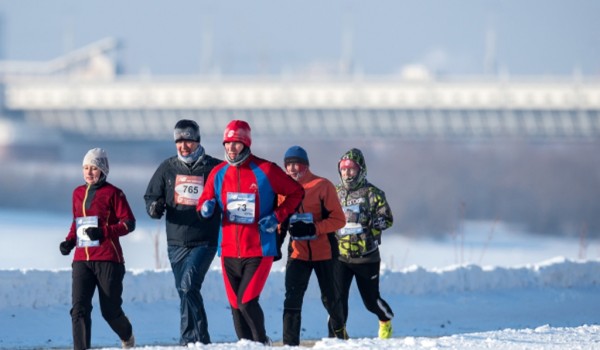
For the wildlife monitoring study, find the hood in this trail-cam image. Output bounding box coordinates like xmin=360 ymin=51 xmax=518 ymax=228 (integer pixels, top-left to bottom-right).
xmin=338 ymin=148 xmax=367 ymax=190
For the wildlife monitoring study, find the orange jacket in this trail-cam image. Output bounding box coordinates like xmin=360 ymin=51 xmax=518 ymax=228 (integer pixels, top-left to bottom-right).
xmin=280 ymin=169 xmax=346 ymax=261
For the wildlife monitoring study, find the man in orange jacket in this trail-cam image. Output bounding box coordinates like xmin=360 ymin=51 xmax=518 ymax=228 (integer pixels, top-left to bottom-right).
xmin=279 ymin=146 xmax=348 ymax=345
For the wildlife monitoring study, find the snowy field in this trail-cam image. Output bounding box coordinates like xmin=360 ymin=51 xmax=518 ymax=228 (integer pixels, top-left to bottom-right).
xmin=1 ymin=209 xmax=599 ymax=349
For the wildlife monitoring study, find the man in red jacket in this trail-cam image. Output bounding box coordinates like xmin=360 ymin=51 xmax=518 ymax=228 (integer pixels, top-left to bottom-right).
xmin=59 ymin=148 xmax=136 ymax=350
xmin=197 ymin=120 xmax=304 ymax=345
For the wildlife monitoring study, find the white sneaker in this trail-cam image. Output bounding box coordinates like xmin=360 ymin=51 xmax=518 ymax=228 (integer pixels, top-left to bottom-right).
xmin=122 ymin=333 xmax=135 ymax=349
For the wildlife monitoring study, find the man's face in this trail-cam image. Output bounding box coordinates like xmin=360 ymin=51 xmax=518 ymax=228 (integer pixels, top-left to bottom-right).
xmin=285 ymin=162 xmax=308 ymax=181
xmin=339 ymin=159 xmax=360 ymax=182
xmin=224 ymin=141 xmax=245 ymax=159
xmin=176 ymin=140 xmax=199 ymax=157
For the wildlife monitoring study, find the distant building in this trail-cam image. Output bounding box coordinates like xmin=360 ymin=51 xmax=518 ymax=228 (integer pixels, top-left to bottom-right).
xmin=1 ymin=38 xmax=599 ymax=144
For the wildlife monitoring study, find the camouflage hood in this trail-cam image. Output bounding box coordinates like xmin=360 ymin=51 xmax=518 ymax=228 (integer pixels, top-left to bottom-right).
xmin=338 ymin=148 xmax=367 ymax=190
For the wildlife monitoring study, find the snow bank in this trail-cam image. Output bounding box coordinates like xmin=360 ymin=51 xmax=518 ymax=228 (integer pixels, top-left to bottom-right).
xmin=2 ymin=258 xmax=598 ymax=309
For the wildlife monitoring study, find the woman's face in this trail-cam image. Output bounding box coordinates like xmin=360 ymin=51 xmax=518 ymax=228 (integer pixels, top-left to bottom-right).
xmin=83 ymin=164 xmax=102 ymax=185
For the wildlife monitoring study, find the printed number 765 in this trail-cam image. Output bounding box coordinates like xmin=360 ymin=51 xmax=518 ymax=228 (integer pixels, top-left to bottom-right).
xmin=183 ymin=185 xmax=198 ymax=194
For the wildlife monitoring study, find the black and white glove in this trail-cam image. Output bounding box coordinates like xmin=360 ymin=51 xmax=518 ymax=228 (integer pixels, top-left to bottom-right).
xmin=149 ymin=198 xmax=166 ymax=219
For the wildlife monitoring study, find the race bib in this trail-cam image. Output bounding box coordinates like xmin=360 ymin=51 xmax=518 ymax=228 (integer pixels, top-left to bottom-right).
xmin=339 ymin=205 xmax=363 ymax=236
xmin=226 ymin=192 xmax=256 ymax=224
xmin=339 ymin=222 xmax=363 ymax=236
xmin=290 ymin=213 xmax=314 ymax=224
xmin=174 ymin=175 xmax=204 ymax=206
xmin=76 ymin=216 xmax=100 ymax=247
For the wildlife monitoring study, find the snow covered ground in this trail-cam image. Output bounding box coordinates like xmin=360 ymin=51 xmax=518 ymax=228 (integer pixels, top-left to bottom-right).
xmin=1 ymin=209 xmax=599 ymax=349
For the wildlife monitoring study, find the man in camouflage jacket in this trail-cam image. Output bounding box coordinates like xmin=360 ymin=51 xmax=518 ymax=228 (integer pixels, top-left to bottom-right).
xmin=330 ymin=148 xmax=395 ymax=339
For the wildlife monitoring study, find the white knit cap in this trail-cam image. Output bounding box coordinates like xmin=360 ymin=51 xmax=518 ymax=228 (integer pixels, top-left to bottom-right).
xmin=82 ymin=148 xmax=109 ymax=176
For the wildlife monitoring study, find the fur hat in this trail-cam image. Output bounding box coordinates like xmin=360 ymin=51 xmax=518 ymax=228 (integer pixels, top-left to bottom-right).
xmin=223 ymin=120 xmax=252 ymax=147
xmin=82 ymin=148 xmax=109 ymax=176
xmin=284 ymin=145 xmax=309 ymax=166
xmin=174 ymin=119 xmax=200 ymax=143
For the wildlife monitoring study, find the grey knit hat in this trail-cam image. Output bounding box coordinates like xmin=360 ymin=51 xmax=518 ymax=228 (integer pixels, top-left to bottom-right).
xmin=174 ymin=119 xmax=200 ymax=143
xmin=82 ymin=148 xmax=109 ymax=176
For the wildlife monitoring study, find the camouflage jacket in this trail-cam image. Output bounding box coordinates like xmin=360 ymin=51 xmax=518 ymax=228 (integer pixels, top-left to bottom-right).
xmin=335 ymin=181 xmax=393 ymax=262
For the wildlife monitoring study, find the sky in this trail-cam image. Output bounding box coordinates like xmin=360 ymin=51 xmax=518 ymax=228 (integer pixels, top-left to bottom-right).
xmin=0 ymin=0 xmax=599 ymax=77
xmin=1 ymin=210 xmax=599 ymax=349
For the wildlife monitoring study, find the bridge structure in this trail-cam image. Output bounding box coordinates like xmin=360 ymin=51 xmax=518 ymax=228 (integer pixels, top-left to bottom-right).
xmin=1 ymin=38 xmax=599 ymax=142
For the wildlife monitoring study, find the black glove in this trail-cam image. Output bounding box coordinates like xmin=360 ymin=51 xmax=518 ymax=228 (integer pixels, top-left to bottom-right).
xmin=85 ymin=227 xmax=103 ymax=241
xmin=274 ymin=218 xmax=290 ymax=262
xmin=274 ymin=232 xmax=284 ymax=262
xmin=149 ymin=198 xmax=166 ymax=219
xmin=289 ymin=221 xmax=317 ymax=240
xmin=274 ymin=245 xmax=283 ymax=262
xmin=59 ymin=240 xmax=76 ymax=256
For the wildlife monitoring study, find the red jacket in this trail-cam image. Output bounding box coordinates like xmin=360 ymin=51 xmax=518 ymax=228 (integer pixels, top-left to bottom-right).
xmin=65 ymin=181 xmax=135 ymax=263
xmin=198 ymin=154 xmax=304 ymax=258
xmin=280 ymin=170 xmax=346 ymax=261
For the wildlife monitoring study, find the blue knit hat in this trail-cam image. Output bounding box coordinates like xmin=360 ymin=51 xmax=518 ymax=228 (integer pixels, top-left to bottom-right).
xmin=284 ymin=145 xmax=309 ymax=166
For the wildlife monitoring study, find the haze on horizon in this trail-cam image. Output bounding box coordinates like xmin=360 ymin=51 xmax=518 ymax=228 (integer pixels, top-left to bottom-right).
xmin=0 ymin=0 xmax=598 ymax=77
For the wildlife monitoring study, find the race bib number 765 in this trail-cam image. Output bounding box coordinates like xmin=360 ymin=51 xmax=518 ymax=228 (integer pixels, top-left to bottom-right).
xmin=174 ymin=175 xmax=204 ymax=206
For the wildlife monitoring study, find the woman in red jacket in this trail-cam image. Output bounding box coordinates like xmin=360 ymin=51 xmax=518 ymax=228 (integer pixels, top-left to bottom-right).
xmin=197 ymin=120 xmax=304 ymax=345
xmin=59 ymin=148 xmax=136 ymax=350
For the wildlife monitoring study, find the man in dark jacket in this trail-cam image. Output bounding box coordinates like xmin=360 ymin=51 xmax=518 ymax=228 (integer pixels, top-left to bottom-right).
xmin=144 ymin=119 xmax=222 ymax=345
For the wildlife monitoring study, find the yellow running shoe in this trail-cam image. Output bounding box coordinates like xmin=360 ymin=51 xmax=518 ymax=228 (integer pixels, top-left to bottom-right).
xmin=378 ymin=320 xmax=392 ymax=339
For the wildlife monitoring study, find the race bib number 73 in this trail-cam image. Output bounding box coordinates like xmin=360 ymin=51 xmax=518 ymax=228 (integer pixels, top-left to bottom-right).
xmin=226 ymin=192 xmax=256 ymax=224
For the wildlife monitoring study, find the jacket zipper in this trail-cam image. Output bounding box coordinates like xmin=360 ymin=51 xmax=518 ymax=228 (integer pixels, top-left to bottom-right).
xmin=83 ymin=184 xmax=90 ymax=261
xmin=236 ymin=166 xmax=241 ymax=258
xmin=299 ymin=205 xmax=313 ymax=261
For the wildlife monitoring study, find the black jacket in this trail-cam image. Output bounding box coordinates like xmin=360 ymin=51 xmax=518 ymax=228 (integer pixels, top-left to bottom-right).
xmin=144 ymin=154 xmax=222 ymax=247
